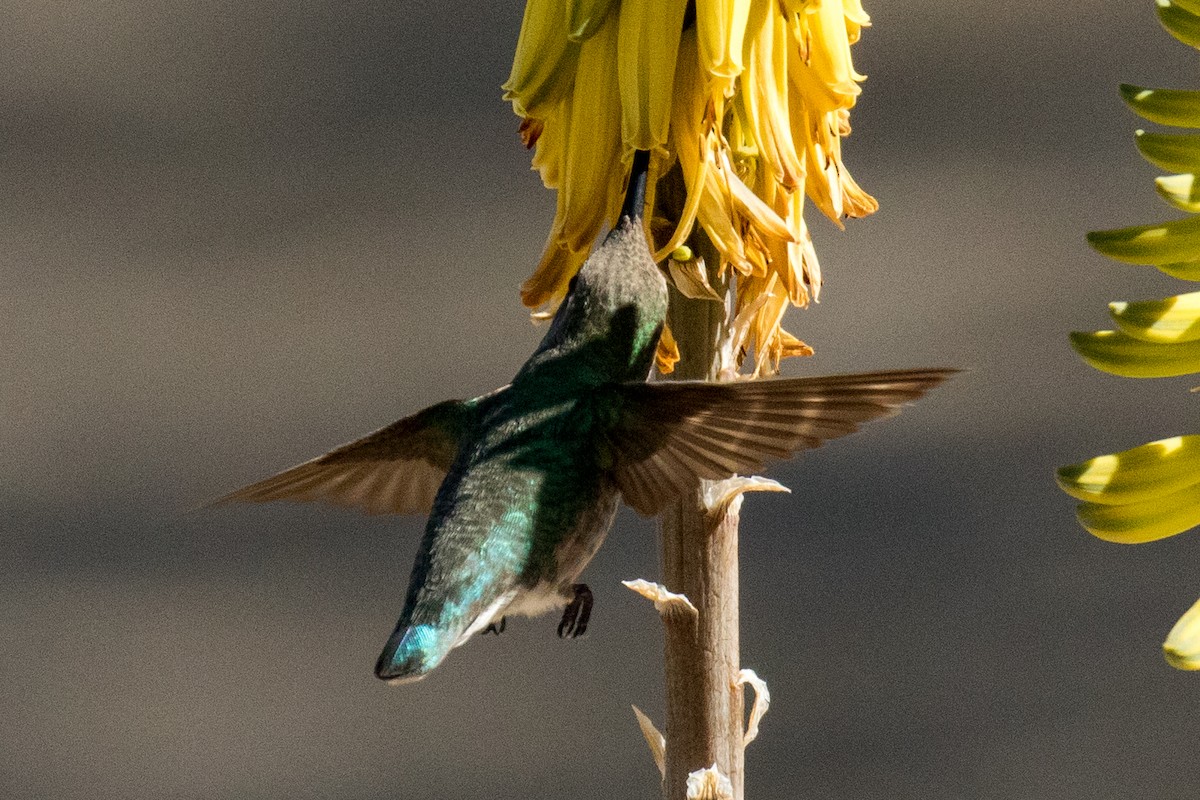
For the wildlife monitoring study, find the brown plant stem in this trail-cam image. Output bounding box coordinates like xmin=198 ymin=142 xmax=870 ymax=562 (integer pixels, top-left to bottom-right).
xmin=659 ymin=227 xmax=745 ymax=800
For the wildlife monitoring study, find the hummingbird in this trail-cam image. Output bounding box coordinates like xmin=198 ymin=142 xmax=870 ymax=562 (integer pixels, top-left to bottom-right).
xmin=215 ymin=151 xmax=954 ymax=684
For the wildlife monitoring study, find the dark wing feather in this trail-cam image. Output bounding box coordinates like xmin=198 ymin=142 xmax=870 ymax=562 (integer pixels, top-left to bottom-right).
xmin=210 ymin=398 xmax=478 ymax=516
xmin=607 ymin=368 xmax=956 ymax=515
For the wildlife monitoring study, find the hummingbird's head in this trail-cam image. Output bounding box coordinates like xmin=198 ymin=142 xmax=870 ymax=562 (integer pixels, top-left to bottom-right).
xmin=530 ymin=217 xmax=668 ymax=383
xmin=572 ymin=217 xmax=668 ymax=322
xmin=520 ymin=150 xmax=668 ymax=384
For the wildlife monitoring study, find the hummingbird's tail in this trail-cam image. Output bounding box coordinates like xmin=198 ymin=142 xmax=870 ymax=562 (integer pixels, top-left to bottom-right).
xmin=375 ymin=589 xmax=517 ymax=683
xmin=374 ymin=623 xmax=455 ymax=684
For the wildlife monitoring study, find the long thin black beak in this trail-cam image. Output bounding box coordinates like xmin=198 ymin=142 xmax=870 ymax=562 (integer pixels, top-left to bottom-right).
xmin=620 ymin=149 xmax=651 ymax=223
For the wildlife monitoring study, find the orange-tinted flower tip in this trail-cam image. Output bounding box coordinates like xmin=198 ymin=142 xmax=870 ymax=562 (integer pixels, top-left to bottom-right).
xmin=655 ymin=322 xmax=681 ymax=375
xmin=778 ymin=329 xmax=814 ymax=359
xmin=518 ymin=117 xmax=543 ymax=149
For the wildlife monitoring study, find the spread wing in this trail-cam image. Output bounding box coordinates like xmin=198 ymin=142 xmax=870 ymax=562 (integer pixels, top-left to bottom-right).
xmin=604 ymin=368 xmax=956 ymax=516
xmin=211 ymin=398 xmax=480 ymax=516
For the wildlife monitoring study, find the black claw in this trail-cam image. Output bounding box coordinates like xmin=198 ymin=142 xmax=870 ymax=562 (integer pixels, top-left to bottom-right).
xmin=557 ymin=584 xmax=593 ymax=639
xmin=482 ymin=616 xmax=507 ymax=636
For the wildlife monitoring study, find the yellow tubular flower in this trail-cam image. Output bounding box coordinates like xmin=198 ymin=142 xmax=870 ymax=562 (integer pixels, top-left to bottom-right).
xmin=519 ymin=14 xmax=625 ymax=308
xmin=617 ymin=0 xmax=689 ymax=153
xmin=506 ymin=0 xmax=876 ymax=374
xmin=1058 ymin=2 xmax=1200 ymax=668
xmin=696 ymin=0 xmax=752 ymax=95
xmin=503 ymin=0 xmax=580 ymax=119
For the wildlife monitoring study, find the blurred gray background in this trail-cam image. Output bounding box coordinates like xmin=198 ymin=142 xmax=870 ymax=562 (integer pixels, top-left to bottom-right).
xmin=5 ymin=1 xmax=1200 ymax=798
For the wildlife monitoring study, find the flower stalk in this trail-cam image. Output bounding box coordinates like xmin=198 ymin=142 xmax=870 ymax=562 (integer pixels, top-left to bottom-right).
xmin=661 ymin=494 xmax=745 ymax=800
xmin=660 ymin=226 xmax=746 ymax=800
xmin=504 ymin=0 xmax=879 ymax=790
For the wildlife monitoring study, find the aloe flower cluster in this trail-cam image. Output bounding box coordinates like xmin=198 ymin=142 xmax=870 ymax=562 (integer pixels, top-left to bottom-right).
xmin=503 ymin=0 xmax=876 ymax=375
xmin=1057 ymin=0 xmax=1200 ymax=670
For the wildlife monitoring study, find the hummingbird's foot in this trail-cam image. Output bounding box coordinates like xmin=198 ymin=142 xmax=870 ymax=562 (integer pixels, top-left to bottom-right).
xmin=482 ymin=617 xmax=507 ymax=636
xmin=557 ymin=584 xmax=593 ymax=639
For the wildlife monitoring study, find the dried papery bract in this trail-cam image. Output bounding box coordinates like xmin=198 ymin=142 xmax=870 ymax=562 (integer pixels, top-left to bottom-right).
xmin=625 ymin=576 xmax=772 ymax=798
xmin=686 ymin=765 xmax=735 ymax=800
xmin=736 ymin=669 xmax=770 ymax=747
xmin=632 ymin=704 xmax=668 ymax=779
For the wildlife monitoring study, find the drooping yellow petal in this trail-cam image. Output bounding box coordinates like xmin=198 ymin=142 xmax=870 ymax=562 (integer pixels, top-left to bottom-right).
xmin=695 ymin=154 xmax=749 ymax=269
xmin=738 ymin=272 xmax=798 ymax=375
xmin=678 ymin=130 xmax=751 ymax=271
xmin=521 ymin=13 xmax=627 ymax=310
xmin=654 ymin=134 xmax=710 ymax=261
xmin=520 ymin=237 xmax=590 ymax=309
xmin=1057 ymin=435 xmax=1200 ymax=505
xmin=838 ymin=169 xmax=878 ymax=218
xmin=842 ymin=0 xmax=872 ymax=32
xmin=777 ymin=327 xmax=814 ymax=358
xmin=667 ymin=255 xmax=725 ymax=301
xmin=666 ymin=29 xmax=750 ymax=272
xmin=768 ymin=220 xmax=806 ymax=307
xmin=721 ymin=149 xmax=795 ymax=241
xmin=740 ymin=0 xmax=773 ymax=66
xmin=821 ymin=111 xmax=878 ymax=218
xmin=708 ymin=290 xmax=760 ymax=378
xmin=798 ymin=108 xmax=845 ymax=226
xmin=796 ymin=215 xmax=822 ymax=301
xmin=810 ymin=0 xmax=868 ymax=90
xmin=738 ymin=3 xmax=803 ymax=190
